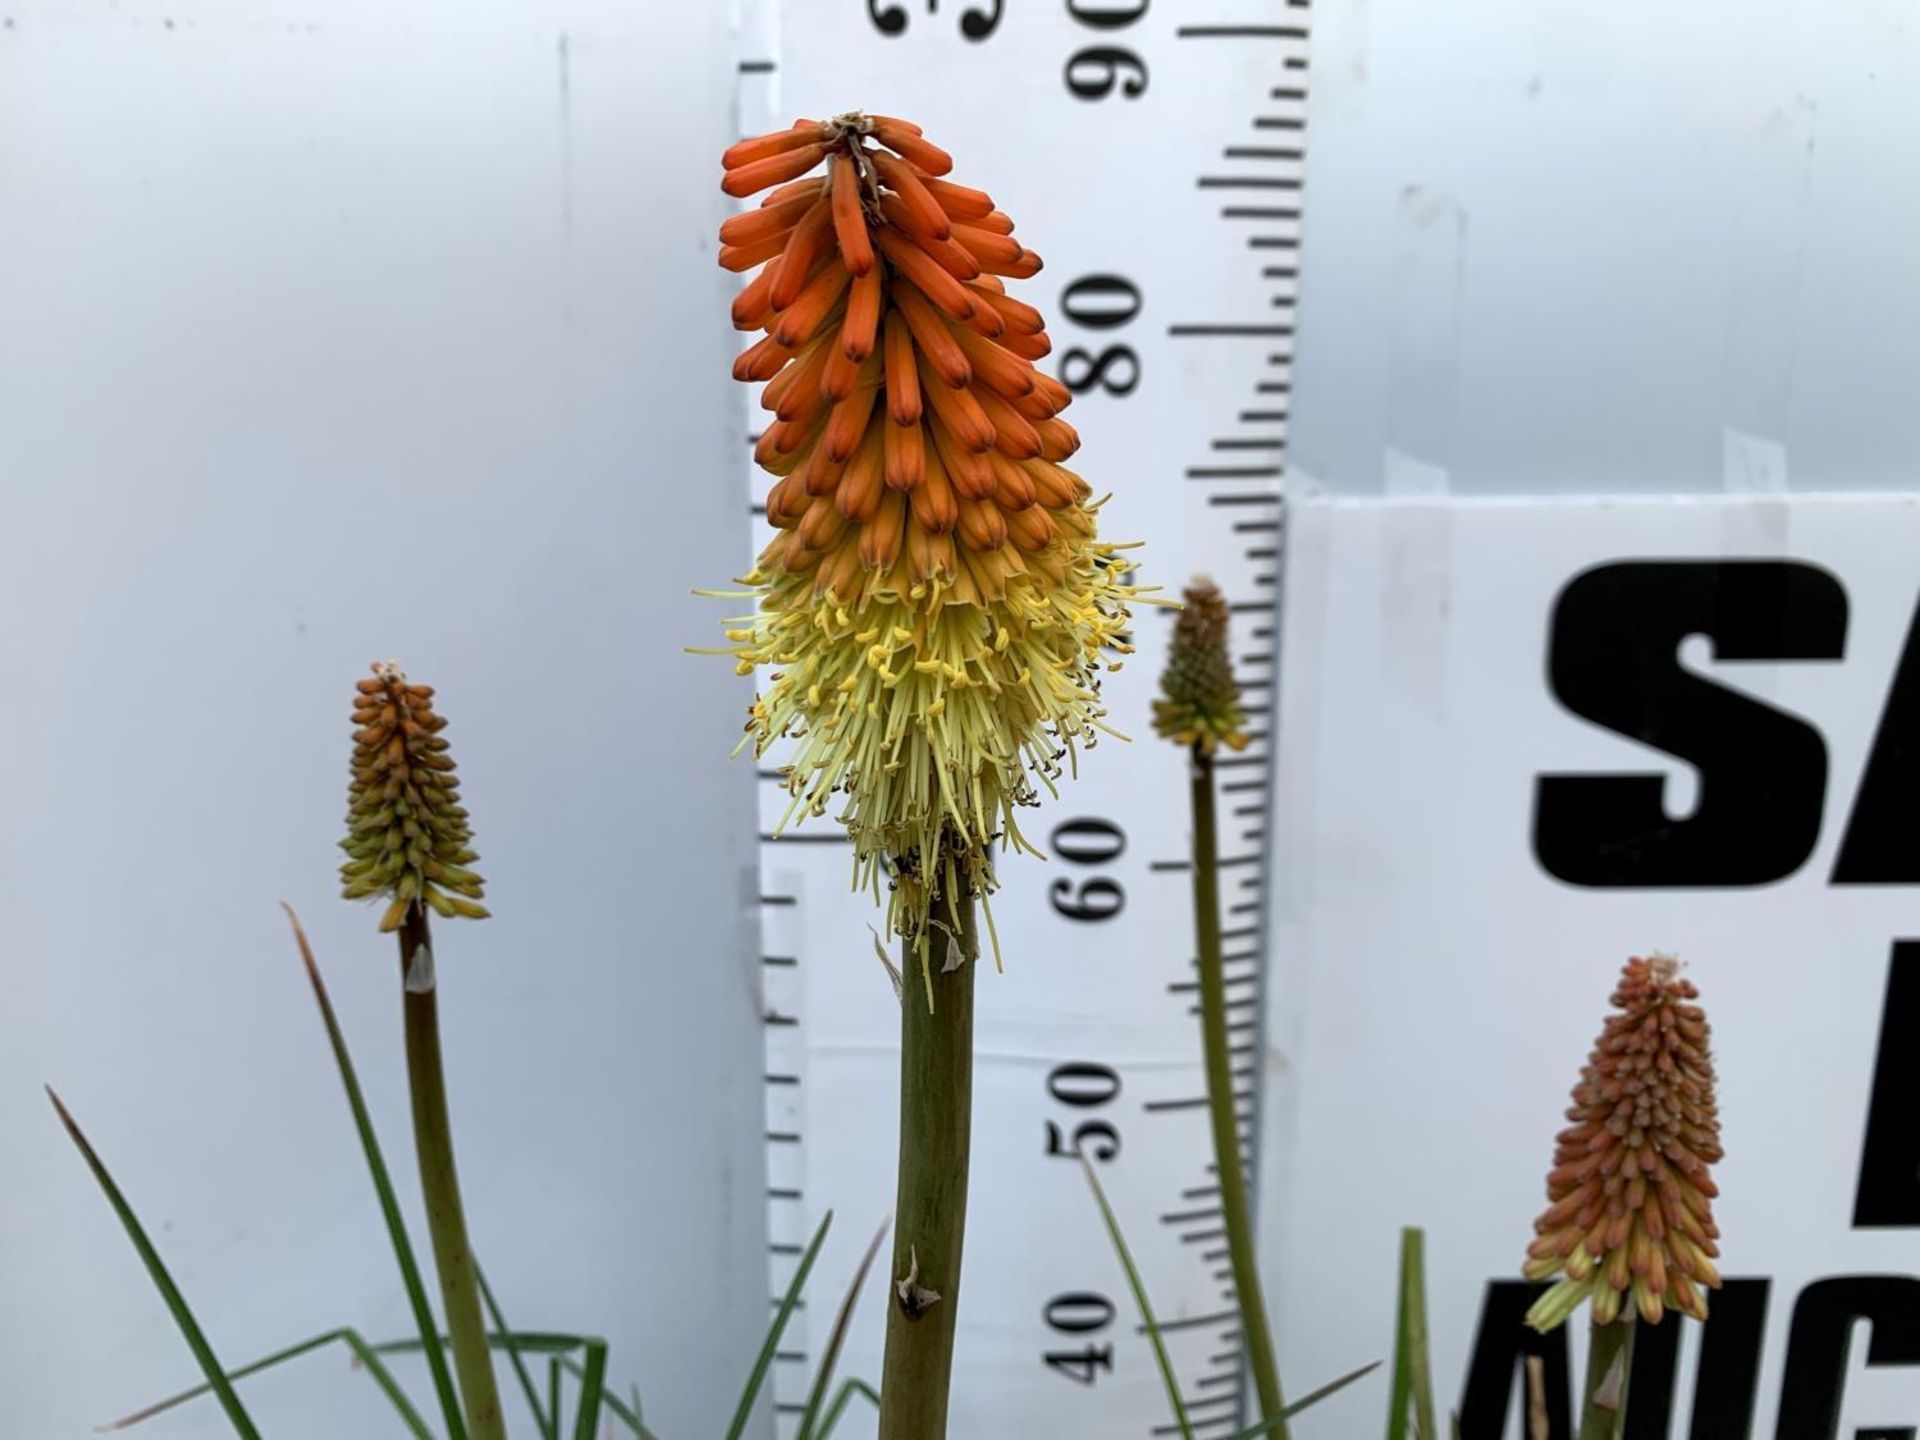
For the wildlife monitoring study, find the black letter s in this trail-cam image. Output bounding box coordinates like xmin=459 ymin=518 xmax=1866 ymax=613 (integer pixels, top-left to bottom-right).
xmin=1533 ymin=561 xmax=1846 ymax=887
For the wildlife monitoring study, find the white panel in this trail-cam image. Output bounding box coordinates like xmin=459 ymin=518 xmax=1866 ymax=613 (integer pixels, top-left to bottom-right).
xmin=1263 ymin=492 xmax=1920 ymax=1434
xmin=0 ymin=5 xmax=765 ymax=1437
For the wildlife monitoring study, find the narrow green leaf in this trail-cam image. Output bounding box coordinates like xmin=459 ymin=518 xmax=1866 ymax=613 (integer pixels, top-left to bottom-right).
xmin=555 ymin=1361 xmax=658 ymax=1440
xmin=1387 ymin=1227 xmax=1438 ymax=1440
xmin=285 ymin=906 xmax=468 ymax=1440
xmin=375 ymin=1331 xmax=595 ymax=1358
xmin=724 ymin=1209 xmax=834 ymax=1440
xmin=569 ymin=1338 xmax=609 ymax=1440
xmin=1080 ymin=1156 xmax=1195 ymax=1440
xmin=101 ymin=1327 xmax=435 ymax=1439
xmin=1228 ymin=1360 xmax=1383 ymax=1438
xmin=815 ymin=1378 xmax=880 ymax=1440
xmin=796 ymin=1219 xmax=888 ymax=1440
xmin=475 ymin=1263 xmax=556 ymax=1440
xmin=47 ymin=1088 xmax=263 ymax=1440
xmin=1388 ymin=1247 xmax=1412 ymax=1439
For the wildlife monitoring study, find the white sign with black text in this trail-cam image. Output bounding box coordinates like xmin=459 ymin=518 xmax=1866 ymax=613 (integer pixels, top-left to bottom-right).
xmin=1262 ymin=493 xmax=1920 ymax=1439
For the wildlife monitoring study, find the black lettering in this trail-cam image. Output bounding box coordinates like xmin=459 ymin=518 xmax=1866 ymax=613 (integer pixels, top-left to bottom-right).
xmin=1834 ymin=589 xmax=1920 ymax=882
xmin=1856 ymin=944 xmax=1920 ymax=1228
xmin=1459 ymin=1279 xmax=1769 ymax=1439
xmin=1534 ymin=561 xmax=1845 ymax=887
xmin=1689 ymin=1278 xmax=1771 ymax=1439
xmin=1459 ymin=1282 xmax=1571 ymax=1439
xmin=1777 ymin=1276 xmax=1920 ymax=1438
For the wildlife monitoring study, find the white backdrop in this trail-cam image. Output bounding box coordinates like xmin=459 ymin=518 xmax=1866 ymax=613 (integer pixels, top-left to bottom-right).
xmin=1288 ymin=0 xmax=1920 ymax=498
xmin=0 ymin=4 xmax=766 ymax=1438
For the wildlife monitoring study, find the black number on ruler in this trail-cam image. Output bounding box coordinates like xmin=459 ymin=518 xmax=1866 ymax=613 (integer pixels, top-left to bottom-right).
xmin=1044 ymin=1205 xmax=1121 ymax=1390
xmin=1067 ymin=0 xmax=1150 ymax=27
xmin=1046 ymin=1292 xmax=1116 ymax=1330
xmin=869 ymin=0 xmax=1005 ymax=40
xmin=1060 ymin=275 xmax=1143 ymax=328
xmin=1043 ymin=1292 xmax=1116 ymax=1382
xmin=1052 ymin=816 xmax=1127 ymax=865
xmin=1044 ymin=1062 xmax=1122 ymax=1161
xmin=1051 ymin=1062 xmax=1122 ymax=1105
xmin=1059 ymin=275 xmax=1142 ymax=397
xmin=1062 ymin=2 xmax=1148 ymax=99
xmin=1049 ymin=817 xmax=1127 ymax=920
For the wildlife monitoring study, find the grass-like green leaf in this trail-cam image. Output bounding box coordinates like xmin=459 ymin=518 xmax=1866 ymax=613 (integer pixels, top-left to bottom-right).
xmin=1080 ymin=1156 xmax=1195 ymax=1440
xmin=1386 ymin=1226 xmax=1438 ymax=1440
xmin=475 ymin=1263 xmax=556 ymax=1440
xmin=1228 ymin=1360 xmax=1383 ymax=1438
xmin=376 ymin=1327 xmax=616 ymax=1439
xmin=285 ymin=905 xmax=467 ymax=1440
xmin=99 ymin=1327 xmax=435 ymax=1438
xmin=816 ymin=1378 xmax=880 ymax=1440
xmin=724 ymin=1208 xmax=834 ymax=1440
xmin=46 ymin=1088 xmax=263 ymax=1440
xmin=375 ymin=1331 xmax=598 ymax=1359
xmin=796 ymin=1219 xmax=888 ymax=1440
xmin=568 ymin=1337 xmax=609 ymax=1440
xmin=553 ymin=1359 xmax=659 ymax=1440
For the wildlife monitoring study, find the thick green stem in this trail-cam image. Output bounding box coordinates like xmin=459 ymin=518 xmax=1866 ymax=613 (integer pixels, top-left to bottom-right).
xmin=400 ymin=907 xmax=508 ymax=1440
xmin=876 ymin=884 xmax=978 ymax=1440
xmin=1576 ymin=1319 xmax=1635 ymax=1440
xmin=1193 ymin=750 xmax=1288 ymax=1432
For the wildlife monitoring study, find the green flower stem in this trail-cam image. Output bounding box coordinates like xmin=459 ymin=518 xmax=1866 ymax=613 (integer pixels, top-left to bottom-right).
xmin=1576 ymin=1319 xmax=1635 ymax=1440
xmin=876 ymin=883 xmax=978 ymax=1440
xmin=1192 ymin=749 xmax=1288 ymax=1433
xmin=400 ymin=906 xmax=508 ymax=1440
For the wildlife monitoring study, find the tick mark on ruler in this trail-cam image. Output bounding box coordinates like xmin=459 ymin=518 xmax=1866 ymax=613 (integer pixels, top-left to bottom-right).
xmin=1145 ymin=1095 xmax=1210 ymax=1112
xmin=1170 ymin=323 xmax=1293 ymax=337
xmin=1177 ymin=24 xmax=1308 ymax=38
xmin=1199 ymin=176 xmax=1303 ymax=190
xmin=1149 ymin=1309 xmax=1239 ymax=1333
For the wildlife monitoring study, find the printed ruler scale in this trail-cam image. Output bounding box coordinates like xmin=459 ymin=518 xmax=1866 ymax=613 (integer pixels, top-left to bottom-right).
xmin=731 ymin=5 xmax=1314 ymax=1435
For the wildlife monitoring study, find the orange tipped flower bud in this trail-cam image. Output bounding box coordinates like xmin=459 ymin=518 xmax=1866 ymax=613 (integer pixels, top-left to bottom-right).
xmin=706 ymin=112 xmax=1142 ymax=949
xmin=1524 ymin=955 xmax=1723 ymax=1331
xmin=1153 ymin=577 xmax=1249 ymax=755
xmin=339 ymin=663 xmax=488 ymax=933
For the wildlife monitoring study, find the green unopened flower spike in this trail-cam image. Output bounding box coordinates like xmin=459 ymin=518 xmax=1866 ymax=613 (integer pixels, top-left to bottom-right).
xmin=1153 ymin=576 xmax=1248 ymax=755
xmin=339 ymin=661 xmax=488 ymax=932
xmin=1525 ymin=954 xmax=1723 ymax=1332
xmin=1156 ymin=574 xmax=1287 ymax=1431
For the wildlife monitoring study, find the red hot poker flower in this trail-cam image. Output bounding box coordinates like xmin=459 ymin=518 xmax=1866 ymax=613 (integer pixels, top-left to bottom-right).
xmin=1524 ymin=955 xmax=1723 ymax=1330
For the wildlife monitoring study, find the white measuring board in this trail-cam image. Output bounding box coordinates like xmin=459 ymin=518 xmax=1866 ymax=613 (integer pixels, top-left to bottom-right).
xmin=730 ymin=6 xmax=1314 ymax=1435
